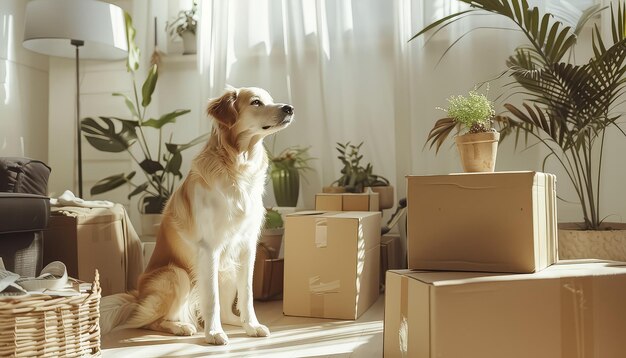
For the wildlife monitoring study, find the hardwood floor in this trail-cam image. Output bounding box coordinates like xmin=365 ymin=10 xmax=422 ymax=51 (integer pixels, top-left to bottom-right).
xmin=101 ymin=294 xmax=385 ymax=357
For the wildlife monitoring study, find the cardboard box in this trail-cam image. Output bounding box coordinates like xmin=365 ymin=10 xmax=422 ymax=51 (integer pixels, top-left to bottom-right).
xmin=384 ymin=260 xmax=626 ymax=358
xmin=253 ymin=243 xmax=284 ymax=301
xmin=43 ymin=205 xmax=143 ymax=296
xmin=315 ymin=192 xmax=379 ymax=212
xmin=380 ymin=233 xmax=404 ymax=286
xmin=407 ymin=171 xmax=557 ymax=273
xmin=283 ymin=211 xmax=381 ymax=319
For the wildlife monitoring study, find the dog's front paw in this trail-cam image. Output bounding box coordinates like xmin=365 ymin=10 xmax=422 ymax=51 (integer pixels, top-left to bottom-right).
xmin=243 ymin=322 xmax=270 ymax=337
xmin=205 ymin=330 xmax=229 ymax=345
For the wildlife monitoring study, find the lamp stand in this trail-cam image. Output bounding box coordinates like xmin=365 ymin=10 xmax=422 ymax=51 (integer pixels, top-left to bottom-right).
xmin=71 ymin=39 xmax=84 ymax=198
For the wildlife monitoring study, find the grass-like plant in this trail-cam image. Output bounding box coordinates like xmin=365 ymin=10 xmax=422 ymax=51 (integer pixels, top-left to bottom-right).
xmin=428 ymin=87 xmax=496 ymax=152
xmin=412 ymin=0 xmax=626 ymax=230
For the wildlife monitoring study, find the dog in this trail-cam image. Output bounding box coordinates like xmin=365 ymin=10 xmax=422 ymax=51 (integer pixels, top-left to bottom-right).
xmin=100 ymin=87 xmax=294 ymax=345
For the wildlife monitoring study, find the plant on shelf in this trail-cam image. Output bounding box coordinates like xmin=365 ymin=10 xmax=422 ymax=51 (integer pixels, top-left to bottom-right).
xmin=81 ymin=12 xmax=208 ymax=214
xmin=266 ymin=144 xmax=314 ymax=207
xmin=412 ymin=1 xmax=626 ymax=260
xmin=427 ymin=87 xmax=500 ymax=172
xmin=166 ymin=0 xmax=198 ymax=55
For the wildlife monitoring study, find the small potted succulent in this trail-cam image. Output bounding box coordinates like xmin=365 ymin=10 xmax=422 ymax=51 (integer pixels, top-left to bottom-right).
xmin=427 ymin=88 xmax=499 ymax=172
xmin=166 ymin=1 xmax=198 ymax=55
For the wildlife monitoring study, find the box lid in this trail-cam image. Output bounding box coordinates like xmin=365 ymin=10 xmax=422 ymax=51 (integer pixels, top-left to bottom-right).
xmin=392 ymin=260 xmax=626 ymax=287
xmin=286 ymin=211 xmax=380 ymax=220
xmin=52 ymin=205 xmax=124 ymax=224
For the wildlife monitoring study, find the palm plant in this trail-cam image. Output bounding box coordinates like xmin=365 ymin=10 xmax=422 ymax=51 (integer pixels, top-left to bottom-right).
xmin=81 ymin=13 xmax=208 ymax=213
xmin=412 ymin=1 xmax=626 ymax=230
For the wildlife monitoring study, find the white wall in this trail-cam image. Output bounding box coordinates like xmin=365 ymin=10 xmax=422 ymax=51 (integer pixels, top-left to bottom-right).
xmin=0 ymin=1 xmax=49 ymax=162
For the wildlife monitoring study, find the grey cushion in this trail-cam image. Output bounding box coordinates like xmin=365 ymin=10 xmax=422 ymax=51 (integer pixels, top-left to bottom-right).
xmin=0 ymin=157 xmax=51 ymax=196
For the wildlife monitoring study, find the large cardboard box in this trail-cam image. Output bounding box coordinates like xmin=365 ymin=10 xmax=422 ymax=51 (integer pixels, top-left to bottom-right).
xmin=43 ymin=205 xmax=143 ymax=296
xmin=407 ymin=171 xmax=557 ymax=273
xmin=283 ymin=211 xmax=381 ymax=319
xmin=384 ymin=260 xmax=626 ymax=358
xmin=315 ymin=192 xmax=379 ymax=211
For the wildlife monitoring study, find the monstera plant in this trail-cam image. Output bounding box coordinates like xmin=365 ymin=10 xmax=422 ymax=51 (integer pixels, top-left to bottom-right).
xmin=412 ymin=1 xmax=626 ymax=232
xmin=81 ymin=13 xmax=208 ymax=213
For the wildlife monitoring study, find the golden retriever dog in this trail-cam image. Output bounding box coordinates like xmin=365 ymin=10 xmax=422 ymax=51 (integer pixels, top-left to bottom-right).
xmin=100 ymin=87 xmax=293 ymax=345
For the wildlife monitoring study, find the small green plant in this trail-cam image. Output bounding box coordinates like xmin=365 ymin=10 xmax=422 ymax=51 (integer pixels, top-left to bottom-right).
xmin=166 ymin=1 xmax=198 ymax=39
xmin=427 ymin=87 xmax=496 ymax=152
xmin=333 ymin=141 xmax=389 ymax=193
xmin=264 ymin=208 xmax=284 ymax=229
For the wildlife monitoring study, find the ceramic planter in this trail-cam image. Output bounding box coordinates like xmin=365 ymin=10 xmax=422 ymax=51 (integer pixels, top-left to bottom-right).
xmin=455 ymin=131 xmax=500 ymax=172
xmin=271 ymin=166 xmax=300 ymax=207
xmin=181 ymin=31 xmax=196 ymax=55
xmin=559 ymin=222 xmax=626 ymax=262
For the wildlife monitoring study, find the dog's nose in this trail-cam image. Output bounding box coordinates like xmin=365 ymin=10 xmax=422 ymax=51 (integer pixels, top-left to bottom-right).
xmin=281 ymin=105 xmax=294 ymax=115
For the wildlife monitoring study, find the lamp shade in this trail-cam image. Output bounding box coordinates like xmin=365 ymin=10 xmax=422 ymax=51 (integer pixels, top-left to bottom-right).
xmin=23 ymin=0 xmax=128 ymax=60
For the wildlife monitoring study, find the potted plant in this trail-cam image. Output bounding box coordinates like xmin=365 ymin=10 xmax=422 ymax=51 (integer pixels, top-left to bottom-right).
xmin=266 ymin=144 xmax=314 ymax=207
xmin=412 ymin=1 xmax=626 ymax=260
xmin=260 ymin=208 xmax=284 ymax=256
xmin=326 ymin=141 xmax=395 ymax=209
xmin=254 ymin=208 xmax=285 ymax=300
xmin=166 ymin=1 xmax=198 ymax=55
xmin=427 ymin=88 xmax=499 ymax=172
xmin=81 ymin=13 xmax=208 ymax=220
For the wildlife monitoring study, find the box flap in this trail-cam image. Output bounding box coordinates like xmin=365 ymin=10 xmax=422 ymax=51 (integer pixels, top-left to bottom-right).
xmin=391 ymin=260 xmax=626 ymax=287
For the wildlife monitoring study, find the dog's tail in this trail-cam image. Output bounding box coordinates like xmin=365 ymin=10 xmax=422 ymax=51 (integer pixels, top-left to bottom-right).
xmin=99 ymin=291 xmax=139 ymax=335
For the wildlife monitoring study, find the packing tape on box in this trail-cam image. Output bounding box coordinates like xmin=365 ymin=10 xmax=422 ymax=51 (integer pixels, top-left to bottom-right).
xmin=315 ymin=219 xmax=328 ymax=248
xmin=561 ymin=276 xmax=594 ymax=357
xmin=309 ymin=276 xmax=340 ymax=316
xmin=399 ymin=275 xmax=409 ymax=356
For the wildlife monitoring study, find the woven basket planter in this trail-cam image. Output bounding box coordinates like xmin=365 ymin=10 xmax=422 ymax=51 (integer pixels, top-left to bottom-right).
xmin=0 ymin=271 xmax=101 ymax=357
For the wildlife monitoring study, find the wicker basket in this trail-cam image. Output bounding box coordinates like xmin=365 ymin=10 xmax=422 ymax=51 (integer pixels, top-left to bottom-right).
xmin=0 ymin=271 xmax=101 ymax=357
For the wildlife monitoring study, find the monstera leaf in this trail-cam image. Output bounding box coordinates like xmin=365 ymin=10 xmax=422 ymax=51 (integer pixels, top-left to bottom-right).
xmin=91 ymin=172 xmax=136 ymax=195
xmin=81 ymin=117 xmax=138 ymax=152
xmin=142 ymin=109 xmax=191 ymax=129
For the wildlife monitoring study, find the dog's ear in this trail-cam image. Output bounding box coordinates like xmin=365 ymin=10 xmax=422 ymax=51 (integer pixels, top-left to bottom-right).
xmin=207 ymin=88 xmax=238 ymax=128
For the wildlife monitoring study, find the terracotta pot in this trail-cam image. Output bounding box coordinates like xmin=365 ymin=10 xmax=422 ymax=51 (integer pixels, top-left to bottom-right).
xmin=259 ymin=228 xmax=284 ymax=258
xmin=455 ymin=131 xmax=500 ymax=172
xmin=367 ymin=185 xmax=394 ymax=210
xmin=559 ymin=222 xmax=626 ymax=262
xmin=322 ymin=186 xmax=347 ymax=193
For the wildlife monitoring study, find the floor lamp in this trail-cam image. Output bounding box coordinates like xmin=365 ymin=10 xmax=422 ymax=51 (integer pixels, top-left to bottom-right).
xmin=23 ymin=0 xmax=128 ymax=198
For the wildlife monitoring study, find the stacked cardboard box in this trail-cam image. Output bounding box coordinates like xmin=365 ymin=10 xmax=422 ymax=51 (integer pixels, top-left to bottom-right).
xmin=382 ymin=172 xmax=626 ymax=357
xmin=315 ymin=191 xmax=379 ymax=211
xmin=283 ymin=211 xmax=381 ymax=319
xmin=384 ymin=261 xmax=626 ymax=357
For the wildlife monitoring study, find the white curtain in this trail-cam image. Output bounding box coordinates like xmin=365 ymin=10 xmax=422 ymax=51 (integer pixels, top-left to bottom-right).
xmin=197 ymin=0 xmax=601 ymax=220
